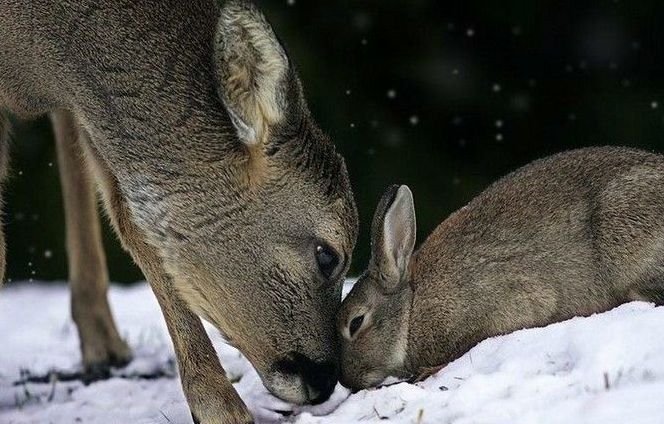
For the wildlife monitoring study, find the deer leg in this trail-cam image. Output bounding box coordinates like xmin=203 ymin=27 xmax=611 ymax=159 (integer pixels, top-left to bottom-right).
xmin=78 ymin=127 xmax=253 ymax=424
xmin=51 ymin=110 xmax=131 ymax=381
xmin=0 ymin=112 xmax=9 ymax=285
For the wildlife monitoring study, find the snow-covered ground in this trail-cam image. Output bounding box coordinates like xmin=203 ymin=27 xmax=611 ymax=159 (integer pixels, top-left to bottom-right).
xmin=1 ymin=281 xmax=663 ymax=424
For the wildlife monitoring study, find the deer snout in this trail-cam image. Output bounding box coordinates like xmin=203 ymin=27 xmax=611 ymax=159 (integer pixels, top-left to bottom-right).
xmin=272 ymin=352 xmax=338 ymax=405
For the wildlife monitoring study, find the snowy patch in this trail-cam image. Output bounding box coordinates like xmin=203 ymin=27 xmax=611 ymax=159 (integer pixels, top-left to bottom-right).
xmin=1 ymin=282 xmax=663 ymax=423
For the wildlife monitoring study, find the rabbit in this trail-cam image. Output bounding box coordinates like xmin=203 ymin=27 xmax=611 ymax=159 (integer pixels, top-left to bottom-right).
xmin=338 ymin=146 xmax=664 ymax=390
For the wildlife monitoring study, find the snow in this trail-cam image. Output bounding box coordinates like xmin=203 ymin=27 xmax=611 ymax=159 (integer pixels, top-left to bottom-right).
xmin=1 ymin=281 xmax=663 ymax=424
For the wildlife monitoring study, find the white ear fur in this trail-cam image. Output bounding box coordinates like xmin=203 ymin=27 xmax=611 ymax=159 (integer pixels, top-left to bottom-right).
xmin=225 ymin=107 xmax=257 ymax=145
xmin=382 ymin=185 xmax=416 ymax=281
xmin=215 ymin=1 xmax=289 ymax=146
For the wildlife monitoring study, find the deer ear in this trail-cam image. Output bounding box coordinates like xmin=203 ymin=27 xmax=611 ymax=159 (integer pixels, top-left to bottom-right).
xmin=214 ymin=1 xmax=290 ymax=146
xmin=370 ymin=185 xmax=417 ymax=292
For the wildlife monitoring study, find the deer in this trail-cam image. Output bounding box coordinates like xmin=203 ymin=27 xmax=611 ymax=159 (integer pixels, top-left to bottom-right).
xmin=338 ymin=147 xmax=664 ymax=391
xmin=0 ymin=1 xmax=358 ymax=422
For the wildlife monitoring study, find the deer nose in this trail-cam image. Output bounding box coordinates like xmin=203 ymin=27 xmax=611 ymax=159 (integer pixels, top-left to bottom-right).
xmin=277 ymin=352 xmax=338 ymax=404
xmin=302 ymin=360 xmax=337 ymax=404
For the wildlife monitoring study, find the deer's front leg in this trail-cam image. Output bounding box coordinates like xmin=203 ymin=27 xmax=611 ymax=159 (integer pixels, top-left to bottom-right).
xmin=151 ymin=280 xmax=253 ymax=424
xmin=79 ymin=132 xmax=253 ymax=424
xmin=103 ymin=187 xmax=253 ymax=424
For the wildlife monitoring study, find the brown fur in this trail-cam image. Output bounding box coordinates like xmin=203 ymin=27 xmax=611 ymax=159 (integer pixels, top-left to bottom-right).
xmin=339 ymin=147 xmax=664 ymax=390
xmin=0 ymin=113 xmax=9 ymax=281
xmin=0 ymin=1 xmax=358 ymax=422
xmin=52 ymin=110 xmax=132 ymax=374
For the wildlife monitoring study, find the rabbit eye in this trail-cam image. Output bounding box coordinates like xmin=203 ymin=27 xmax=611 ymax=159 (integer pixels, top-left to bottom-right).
xmin=349 ymin=315 xmax=365 ymax=337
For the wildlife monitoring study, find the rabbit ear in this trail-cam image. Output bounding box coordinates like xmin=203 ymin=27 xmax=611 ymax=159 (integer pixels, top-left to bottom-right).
xmin=370 ymin=185 xmax=416 ymax=292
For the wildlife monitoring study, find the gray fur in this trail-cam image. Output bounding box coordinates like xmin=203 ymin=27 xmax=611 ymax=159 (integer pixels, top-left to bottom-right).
xmin=339 ymin=147 xmax=664 ymax=390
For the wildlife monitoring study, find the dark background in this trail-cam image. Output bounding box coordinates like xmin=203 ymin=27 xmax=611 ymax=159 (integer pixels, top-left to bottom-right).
xmin=5 ymin=0 xmax=664 ymax=283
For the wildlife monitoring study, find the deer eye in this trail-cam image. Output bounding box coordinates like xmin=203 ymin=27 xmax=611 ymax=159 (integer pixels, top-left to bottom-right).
xmin=315 ymin=244 xmax=340 ymax=280
xmin=349 ymin=315 xmax=365 ymax=338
